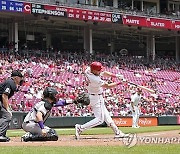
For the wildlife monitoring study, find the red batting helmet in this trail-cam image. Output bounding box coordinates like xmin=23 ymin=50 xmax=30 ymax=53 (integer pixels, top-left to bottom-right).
xmin=90 ymin=62 xmax=103 ymax=71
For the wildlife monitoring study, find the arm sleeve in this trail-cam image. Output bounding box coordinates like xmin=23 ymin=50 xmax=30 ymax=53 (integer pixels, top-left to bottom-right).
xmin=54 ymin=100 xmax=66 ymax=107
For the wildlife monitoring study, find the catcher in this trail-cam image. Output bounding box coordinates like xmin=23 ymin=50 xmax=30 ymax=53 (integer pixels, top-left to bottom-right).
xmin=21 ymin=87 xmax=77 ymax=142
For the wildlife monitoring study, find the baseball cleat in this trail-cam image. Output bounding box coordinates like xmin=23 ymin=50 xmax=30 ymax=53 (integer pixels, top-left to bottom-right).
xmin=0 ymin=136 xmax=10 ymax=142
xmin=21 ymin=132 xmax=32 ymax=142
xmin=114 ymin=132 xmax=130 ymax=139
xmin=75 ymin=124 xmax=82 ymax=140
xmin=132 ymin=125 xmax=140 ymax=128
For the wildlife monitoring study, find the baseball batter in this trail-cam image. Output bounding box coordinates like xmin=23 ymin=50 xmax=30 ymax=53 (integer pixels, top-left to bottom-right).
xmin=131 ymin=88 xmax=142 ymax=128
xmin=75 ymin=61 xmax=129 ymax=139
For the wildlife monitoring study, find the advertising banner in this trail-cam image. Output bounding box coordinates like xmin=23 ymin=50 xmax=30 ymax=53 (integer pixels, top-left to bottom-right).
xmin=113 ymin=117 xmax=158 ymax=127
xmin=31 ymin=3 xmax=66 ymax=17
xmin=30 ymin=3 xmax=112 ymax=22
xmin=67 ymin=8 xmax=112 ymax=23
xmin=122 ymin=15 xmax=176 ymax=30
xmin=112 ymin=13 xmax=122 ymax=23
xmin=171 ymin=20 xmax=180 ymax=30
xmin=0 ymin=0 xmax=179 ymax=30
xmin=23 ymin=2 xmax=31 ymax=14
xmin=146 ymin=17 xmax=172 ymax=29
xmin=113 ymin=117 xmax=132 ymax=126
xmin=122 ymin=15 xmax=147 ymax=27
xmin=177 ymin=115 xmax=180 ymax=124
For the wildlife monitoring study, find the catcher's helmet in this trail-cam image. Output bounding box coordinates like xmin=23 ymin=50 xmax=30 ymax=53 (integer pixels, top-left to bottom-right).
xmin=43 ymin=87 xmax=58 ymax=102
xmin=90 ymin=62 xmax=103 ymax=71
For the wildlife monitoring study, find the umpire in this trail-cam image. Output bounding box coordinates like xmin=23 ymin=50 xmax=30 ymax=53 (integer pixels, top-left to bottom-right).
xmin=0 ymin=70 xmax=24 ymax=142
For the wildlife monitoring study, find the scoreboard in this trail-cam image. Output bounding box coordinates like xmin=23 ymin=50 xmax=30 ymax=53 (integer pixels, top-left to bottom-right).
xmin=0 ymin=0 xmax=24 ymax=12
xmin=0 ymin=0 xmax=179 ymax=31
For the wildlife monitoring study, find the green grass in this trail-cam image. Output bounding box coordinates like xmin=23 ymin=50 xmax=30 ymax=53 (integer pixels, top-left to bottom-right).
xmin=7 ymin=125 xmax=180 ymax=137
xmin=0 ymin=145 xmax=180 ymax=154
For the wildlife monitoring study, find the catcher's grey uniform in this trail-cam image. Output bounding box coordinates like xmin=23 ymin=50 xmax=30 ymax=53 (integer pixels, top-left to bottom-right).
xmin=22 ymin=100 xmax=51 ymax=135
xmin=21 ymin=87 xmax=69 ymax=142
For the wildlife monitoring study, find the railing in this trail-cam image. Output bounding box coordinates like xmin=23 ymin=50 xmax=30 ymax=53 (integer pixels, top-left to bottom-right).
xmin=17 ymin=0 xmax=180 ymax=20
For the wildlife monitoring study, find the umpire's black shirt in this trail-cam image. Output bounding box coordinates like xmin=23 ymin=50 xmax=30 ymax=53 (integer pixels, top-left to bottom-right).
xmin=0 ymin=78 xmax=17 ymax=102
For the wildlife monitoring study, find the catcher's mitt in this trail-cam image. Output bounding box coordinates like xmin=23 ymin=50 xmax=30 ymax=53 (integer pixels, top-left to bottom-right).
xmin=74 ymin=93 xmax=90 ymax=105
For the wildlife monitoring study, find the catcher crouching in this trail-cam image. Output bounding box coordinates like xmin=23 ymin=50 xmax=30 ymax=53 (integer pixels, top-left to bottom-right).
xmin=21 ymin=87 xmax=78 ymax=142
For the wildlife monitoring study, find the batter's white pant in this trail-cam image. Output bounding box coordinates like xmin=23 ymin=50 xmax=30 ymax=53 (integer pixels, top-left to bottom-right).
xmin=80 ymin=94 xmax=120 ymax=135
xmin=131 ymin=106 xmax=140 ymax=127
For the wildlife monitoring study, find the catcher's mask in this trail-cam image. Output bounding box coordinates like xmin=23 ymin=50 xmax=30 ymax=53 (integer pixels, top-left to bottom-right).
xmin=90 ymin=62 xmax=103 ymax=71
xmin=43 ymin=87 xmax=58 ymax=103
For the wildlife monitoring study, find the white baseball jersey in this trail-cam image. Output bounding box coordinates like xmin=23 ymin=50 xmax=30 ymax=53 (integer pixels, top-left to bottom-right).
xmin=23 ymin=101 xmax=50 ymax=122
xmin=84 ymin=67 xmax=105 ymax=94
xmin=80 ymin=67 xmax=121 ymax=135
xmin=131 ymin=92 xmax=141 ymax=127
xmin=131 ymin=93 xmax=141 ymax=106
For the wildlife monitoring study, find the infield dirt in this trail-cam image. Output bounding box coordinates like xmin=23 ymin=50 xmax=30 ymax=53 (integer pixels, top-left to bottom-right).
xmin=0 ymin=130 xmax=179 ymax=146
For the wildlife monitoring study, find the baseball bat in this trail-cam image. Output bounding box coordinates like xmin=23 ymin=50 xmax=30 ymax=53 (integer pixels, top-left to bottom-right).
xmin=127 ymin=81 xmax=155 ymax=93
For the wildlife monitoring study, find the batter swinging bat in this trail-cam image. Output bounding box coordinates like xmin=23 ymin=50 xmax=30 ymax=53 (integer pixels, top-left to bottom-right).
xmin=127 ymin=81 xmax=155 ymax=93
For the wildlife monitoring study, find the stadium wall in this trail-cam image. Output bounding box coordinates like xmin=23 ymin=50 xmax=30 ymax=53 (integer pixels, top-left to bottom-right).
xmin=10 ymin=112 xmax=180 ymax=129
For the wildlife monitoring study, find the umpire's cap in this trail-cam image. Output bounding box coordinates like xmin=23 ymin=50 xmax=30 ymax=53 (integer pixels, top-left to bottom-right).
xmin=11 ymin=70 xmax=23 ymax=78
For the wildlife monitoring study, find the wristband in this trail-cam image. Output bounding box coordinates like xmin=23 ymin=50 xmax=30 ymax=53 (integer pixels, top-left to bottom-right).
xmin=38 ymin=121 xmax=44 ymax=129
xmin=116 ymin=82 xmax=121 ymax=85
